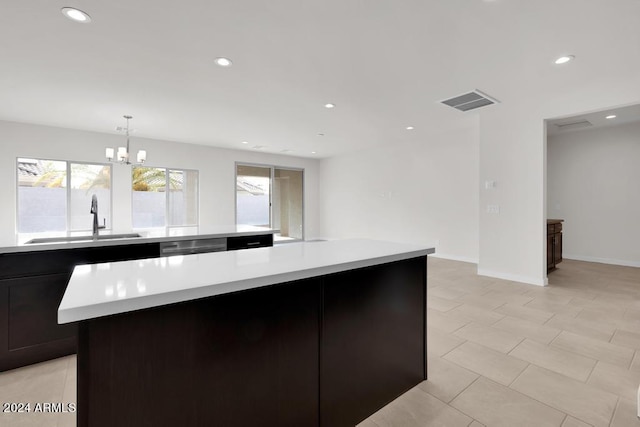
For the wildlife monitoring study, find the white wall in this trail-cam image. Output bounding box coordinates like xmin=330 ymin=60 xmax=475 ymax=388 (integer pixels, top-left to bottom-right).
xmin=479 ymin=89 xmax=640 ymax=286
xmin=318 ymin=118 xmax=479 ymax=263
xmin=548 ymin=121 xmax=640 ymax=267
xmin=0 ymin=120 xmax=320 ymax=246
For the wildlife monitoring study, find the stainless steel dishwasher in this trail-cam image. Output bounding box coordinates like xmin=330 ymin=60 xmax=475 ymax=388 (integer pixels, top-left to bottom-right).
xmin=159 ymin=238 xmax=227 ymax=256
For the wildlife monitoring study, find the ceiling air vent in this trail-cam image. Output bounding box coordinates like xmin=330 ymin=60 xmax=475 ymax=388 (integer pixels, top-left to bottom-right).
xmin=441 ymin=90 xmax=499 ymax=112
xmin=554 ymin=120 xmax=593 ymax=131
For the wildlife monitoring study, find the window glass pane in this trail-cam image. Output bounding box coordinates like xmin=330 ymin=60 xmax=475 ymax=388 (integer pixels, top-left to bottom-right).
xmin=17 ymin=158 xmax=67 ymax=233
xmin=132 ymin=167 xmax=167 ymax=228
xmin=69 ymin=163 xmax=111 ymax=231
xmin=273 ymin=168 xmax=303 ymax=240
xmin=236 ymin=165 xmax=271 ymax=227
xmin=168 ymin=170 xmax=198 ymax=226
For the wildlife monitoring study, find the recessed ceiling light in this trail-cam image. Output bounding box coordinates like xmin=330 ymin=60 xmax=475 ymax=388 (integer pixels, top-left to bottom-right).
xmin=311 ymin=151 xmax=317 ymax=154
xmin=606 ymin=115 xmax=617 ymax=119
xmin=554 ymin=55 xmax=575 ymax=65
xmin=324 ymin=103 xmax=335 ymax=109
xmin=241 ymin=141 xmax=248 ymax=144
xmin=406 ymin=126 xmax=415 ymax=130
xmin=215 ymin=57 xmax=233 ymax=67
xmin=61 ymin=7 xmax=91 ymax=23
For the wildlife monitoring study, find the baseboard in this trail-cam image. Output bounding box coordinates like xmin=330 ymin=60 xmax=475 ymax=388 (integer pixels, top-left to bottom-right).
xmin=431 ymin=253 xmax=478 ymax=264
xmin=564 ymin=254 xmax=640 ymax=268
xmin=477 ymin=268 xmax=547 ymax=287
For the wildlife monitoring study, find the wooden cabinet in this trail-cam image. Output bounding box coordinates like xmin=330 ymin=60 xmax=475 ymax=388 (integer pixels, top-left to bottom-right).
xmin=547 ymin=219 xmax=564 ymax=273
xmin=0 ymin=234 xmax=274 ymax=372
xmin=227 ymin=233 xmax=273 ymax=251
xmin=0 ymin=273 xmax=76 ymax=371
xmin=75 ymin=256 xmax=427 ymax=427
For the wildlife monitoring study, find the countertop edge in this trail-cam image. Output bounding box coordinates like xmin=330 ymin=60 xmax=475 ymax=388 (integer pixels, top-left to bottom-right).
xmin=58 ymin=245 xmax=434 ymax=324
xmin=0 ymin=229 xmax=278 ymax=254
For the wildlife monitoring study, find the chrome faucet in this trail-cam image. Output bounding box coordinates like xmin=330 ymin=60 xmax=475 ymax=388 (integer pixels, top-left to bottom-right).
xmin=90 ymin=194 xmax=105 ymax=240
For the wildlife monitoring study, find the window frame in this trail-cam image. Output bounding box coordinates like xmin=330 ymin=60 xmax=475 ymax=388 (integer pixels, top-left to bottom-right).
xmin=16 ymin=157 xmax=113 ymax=236
xmin=234 ymin=161 xmax=305 ymax=241
xmin=131 ymin=164 xmax=199 ymax=231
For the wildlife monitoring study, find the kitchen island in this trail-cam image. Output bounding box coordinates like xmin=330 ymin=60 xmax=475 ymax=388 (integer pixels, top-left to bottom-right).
xmin=60 ymin=239 xmax=434 ymax=427
xmin=0 ymin=226 xmax=276 ymax=371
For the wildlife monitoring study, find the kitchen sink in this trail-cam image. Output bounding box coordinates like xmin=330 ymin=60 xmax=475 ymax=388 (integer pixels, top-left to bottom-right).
xmin=25 ymin=233 xmax=143 ymax=244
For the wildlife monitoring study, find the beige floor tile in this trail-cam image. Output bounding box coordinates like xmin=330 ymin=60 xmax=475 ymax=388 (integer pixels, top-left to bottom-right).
xmin=448 ymin=304 xmax=504 ymax=326
xmin=0 ymin=411 xmax=61 ymax=427
xmin=624 ymin=308 xmax=640 ymax=323
xmin=561 ymin=416 xmax=592 ymax=427
xmin=427 ymin=327 xmax=466 ymax=357
xmin=509 ymin=339 xmax=597 ymax=382
xmin=510 ymin=365 xmax=618 ymax=427
xmin=469 ymin=421 xmax=486 ymax=427
xmin=481 ymin=289 xmax=534 ymax=305
xmin=495 ymin=303 xmax=554 ymax=324
xmin=631 ymin=351 xmax=640 ymax=373
xmin=454 ymin=322 xmax=523 ymax=353
xmin=587 ymin=361 xmax=640 ymax=401
xmin=552 ymin=331 xmax=635 ymax=368
xmin=546 ymin=315 xmax=615 ymax=342
xmin=524 ymin=298 xmax=583 ymax=318
xmin=420 ymin=355 xmax=479 ymax=403
xmin=493 ymin=316 xmax=561 ymax=345
xmin=427 ymin=309 xmax=470 ymax=333
xmin=0 ymin=356 xmax=68 ymax=403
xmin=450 ymin=377 xmax=565 ymax=427
xmin=363 ymin=386 xmax=473 ymax=427
xmin=524 ymin=290 xmax=574 ymax=305
xmin=611 ymin=330 xmax=640 ymax=351
xmin=427 ymin=295 xmax=462 ymax=312
xmin=456 ymin=293 xmax=507 ymax=310
xmin=576 ymin=307 xmax=625 ymax=327
xmin=429 ymin=286 xmax=469 ymax=301
xmin=610 ymin=398 xmax=640 ymax=427
xmin=488 ymin=280 xmax=537 ymax=295
xmin=443 ymin=341 xmax=528 ymax=386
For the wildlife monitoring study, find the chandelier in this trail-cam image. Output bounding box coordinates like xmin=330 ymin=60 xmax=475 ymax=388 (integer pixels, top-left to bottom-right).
xmin=105 ymin=115 xmax=146 ymax=164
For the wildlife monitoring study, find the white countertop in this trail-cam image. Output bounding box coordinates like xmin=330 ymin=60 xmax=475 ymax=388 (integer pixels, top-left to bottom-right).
xmin=58 ymin=239 xmax=434 ymax=324
xmin=0 ymin=225 xmax=276 ymax=254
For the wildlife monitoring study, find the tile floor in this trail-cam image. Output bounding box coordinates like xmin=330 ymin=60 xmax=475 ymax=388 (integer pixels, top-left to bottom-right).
xmin=1 ymin=258 xmax=639 ymax=426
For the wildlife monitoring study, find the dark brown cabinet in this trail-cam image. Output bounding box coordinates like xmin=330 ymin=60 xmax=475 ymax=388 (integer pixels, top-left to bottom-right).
xmin=0 ymin=273 xmax=76 ymax=370
xmin=0 ymin=234 xmax=274 ymax=372
xmin=547 ymin=219 xmax=564 ymax=273
xmin=75 ymin=256 xmax=427 ymax=427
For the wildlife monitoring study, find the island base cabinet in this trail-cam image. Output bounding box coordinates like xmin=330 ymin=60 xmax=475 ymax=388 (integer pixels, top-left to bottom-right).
xmin=78 ymin=278 xmax=321 ymax=427
xmin=76 ymin=256 xmax=427 ymax=427
xmin=321 ymin=258 xmax=427 ymax=427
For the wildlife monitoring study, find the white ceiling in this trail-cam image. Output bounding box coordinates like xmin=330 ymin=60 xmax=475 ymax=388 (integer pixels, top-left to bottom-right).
xmin=547 ymin=103 xmax=640 ymax=135
xmin=1 ymin=0 xmax=639 ymax=158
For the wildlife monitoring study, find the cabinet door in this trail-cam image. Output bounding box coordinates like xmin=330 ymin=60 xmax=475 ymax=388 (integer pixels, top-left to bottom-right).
xmin=547 ymin=234 xmax=555 ymax=270
xmin=553 ymin=232 xmax=563 ymax=265
xmin=0 ymin=273 xmax=76 ymax=371
xmin=321 ymin=257 xmax=426 ymax=427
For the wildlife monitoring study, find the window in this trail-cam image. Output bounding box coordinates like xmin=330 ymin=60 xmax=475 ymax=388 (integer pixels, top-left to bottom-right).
xmin=132 ymin=166 xmax=198 ymax=229
xmin=236 ymin=164 xmax=303 ymax=241
xmin=17 ymin=158 xmax=112 ymax=235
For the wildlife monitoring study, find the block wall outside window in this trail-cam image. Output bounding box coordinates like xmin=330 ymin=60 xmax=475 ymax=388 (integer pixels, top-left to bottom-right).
xmin=17 ymin=158 xmax=112 ymax=234
xmin=132 ymin=166 xmax=198 ymax=229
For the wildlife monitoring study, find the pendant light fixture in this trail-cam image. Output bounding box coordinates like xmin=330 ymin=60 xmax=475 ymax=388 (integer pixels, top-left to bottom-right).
xmin=106 ymin=115 xmax=146 ymax=164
